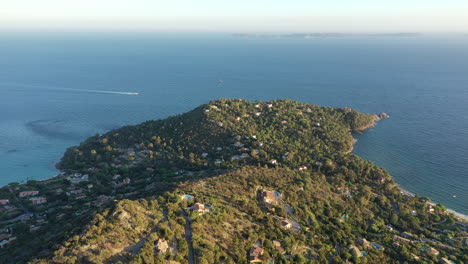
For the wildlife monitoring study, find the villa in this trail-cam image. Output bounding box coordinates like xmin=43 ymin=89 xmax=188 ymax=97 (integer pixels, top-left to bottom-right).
xmin=192 ymin=203 xmax=210 ymax=214
xmin=30 ymin=197 xmax=47 ymax=205
xmin=262 ymin=190 xmax=281 ymax=204
xmin=19 ymin=191 xmax=39 ymax=198
xmin=122 ymin=177 xmax=131 ymax=184
xmin=249 ymin=247 xmax=264 ymax=263
xmin=281 ymin=220 xmax=292 ymax=230
xmin=349 ymin=245 xmax=363 ymax=257
xmin=393 ymin=235 xmax=412 ymax=244
xmin=272 ymin=240 xmax=285 ymax=253
xmin=401 ymin=232 xmax=415 ymax=239
xmin=356 ymin=238 xmax=370 ymax=249
xmin=424 ymin=247 xmax=440 ymax=256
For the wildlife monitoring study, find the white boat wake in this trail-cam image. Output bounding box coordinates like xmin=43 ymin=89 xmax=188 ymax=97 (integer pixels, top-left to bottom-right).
xmin=0 ymin=82 xmax=139 ymax=95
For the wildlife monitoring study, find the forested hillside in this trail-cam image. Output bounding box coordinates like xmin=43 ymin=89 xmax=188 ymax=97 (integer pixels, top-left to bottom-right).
xmin=1 ymin=99 xmax=465 ymax=264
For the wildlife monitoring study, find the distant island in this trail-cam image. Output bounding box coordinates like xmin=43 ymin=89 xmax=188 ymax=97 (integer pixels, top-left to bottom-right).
xmin=0 ymin=99 xmax=466 ymax=264
xmin=232 ymin=33 xmax=422 ymax=39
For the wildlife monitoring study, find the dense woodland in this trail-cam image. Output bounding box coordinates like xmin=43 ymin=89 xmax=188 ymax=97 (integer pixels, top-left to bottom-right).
xmin=0 ymin=99 xmax=466 ymax=264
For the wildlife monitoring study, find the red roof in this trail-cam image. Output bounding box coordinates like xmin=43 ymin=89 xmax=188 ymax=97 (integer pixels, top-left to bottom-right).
xmin=249 ymin=247 xmax=264 ymax=256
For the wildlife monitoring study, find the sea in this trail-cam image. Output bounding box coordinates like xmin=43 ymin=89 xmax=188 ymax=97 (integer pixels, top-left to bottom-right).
xmin=0 ymin=32 xmax=467 ymax=214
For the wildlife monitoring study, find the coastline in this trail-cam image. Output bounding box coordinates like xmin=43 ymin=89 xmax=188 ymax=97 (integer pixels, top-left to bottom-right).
xmin=398 ymin=187 xmax=468 ymax=222
xmin=351 ymin=116 xmax=468 ymax=222
xmin=3 ymin=110 xmax=467 ymax=223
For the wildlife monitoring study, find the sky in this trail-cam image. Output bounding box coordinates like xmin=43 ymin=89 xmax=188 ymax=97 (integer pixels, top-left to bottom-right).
xmin=1 ymin=0 xmax=467 ymax=32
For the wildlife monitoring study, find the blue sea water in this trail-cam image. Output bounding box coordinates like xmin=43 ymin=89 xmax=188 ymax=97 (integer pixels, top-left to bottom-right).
xmin=0 ymin=33 xmax=467 ymax=214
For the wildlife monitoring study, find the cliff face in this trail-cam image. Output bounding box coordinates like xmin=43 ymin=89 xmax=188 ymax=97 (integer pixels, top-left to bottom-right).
xmin=1 ymin=100 xmax=465 ymax=264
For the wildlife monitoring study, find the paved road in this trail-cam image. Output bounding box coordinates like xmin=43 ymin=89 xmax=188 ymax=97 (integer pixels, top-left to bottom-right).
xmin=181 ymin=208 xmax=195 ymax=264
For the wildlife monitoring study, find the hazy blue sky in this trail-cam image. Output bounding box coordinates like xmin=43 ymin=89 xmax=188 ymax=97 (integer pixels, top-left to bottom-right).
xmin=1 ymin=0 xmax=467 ymax=32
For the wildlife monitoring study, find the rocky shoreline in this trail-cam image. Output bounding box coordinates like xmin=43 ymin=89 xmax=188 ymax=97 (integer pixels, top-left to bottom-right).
xmin=351 ymin=113 xmax=468 ymax=222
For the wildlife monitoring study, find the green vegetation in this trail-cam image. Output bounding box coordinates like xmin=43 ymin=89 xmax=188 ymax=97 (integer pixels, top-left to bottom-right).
xmin=0 ymin=99 xmax=466 ymax=264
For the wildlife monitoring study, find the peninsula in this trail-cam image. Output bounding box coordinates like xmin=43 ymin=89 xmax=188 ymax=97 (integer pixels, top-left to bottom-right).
xmin=0 ymin=99 xmax=466 ymax=264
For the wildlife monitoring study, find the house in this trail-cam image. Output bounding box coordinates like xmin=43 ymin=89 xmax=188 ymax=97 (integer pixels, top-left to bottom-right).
xmin=349 ymin=245 xmax=363 ymax=257
xmin=0 ymin=200 xmax=9 ymax=205
xmin=192 ymin=203 xmax=205 ymax=211
xmin=75 ymin=193 xmax=87 ymax=199
xmin=401 ymin=192 xmax=414 ymax=199
xmin=66 ymin=189 xmax=83 ymax=196
xmin=436 ymin=243 xmax=456 ymax=250
xmin=394 ymin=235 xmax=412 ymax=244
xmin=192 ymin=203 xmax=209 ymax=214
xmin=267 ymin=104 xmax=273 ymax=108
xmin=270 ymin=159 xmax=277 ymax=165
xmin=427 ymin=203 xmax=435 ymax=213
xmin=69 ymin=174 xmax=89 ymax=184
xmin=201 ymin=153 xmax=208 ymax=158
xmin=383 ymin=224 xmax=394 ymax=231
xmin=122 ymin=177 xmax=131 ymax=184
xmin=281 ymin=220 xmax=292 ymax=230
xmin=410 ymin=253 xmax=420 ymax=261
xmin=249 ymin=247 xmax=264 ymax=263
xmin=155 ymin=239 xmax=169 ymax=253
xmin=440 ymin=258 xmax=455 ymax=264
xmin=262 ymin=190 xmax=280 ymax=204
xmin=30 ymin=197 xmax=47 ymax=205
xmin=401 ymin=232 xmax=415 ymax=239
xmin=272 ymin=240 xmax=285 ymax=254
xmin=425 ymin=247 xmax=440 ymax=256
xmin=19 ymin=191 xmax=39 ymax=198
xmin=356 ymin=238 xmax=370 ymax=249
xmin=112 ymin=174 xmax=121 ymax=180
